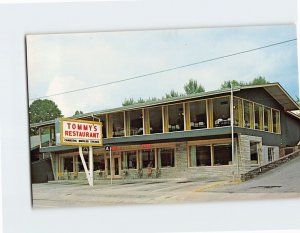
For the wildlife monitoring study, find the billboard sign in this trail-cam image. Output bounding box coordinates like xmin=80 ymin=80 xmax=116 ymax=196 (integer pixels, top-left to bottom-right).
xmin=60 ymin=118 xmax=103 ymax=146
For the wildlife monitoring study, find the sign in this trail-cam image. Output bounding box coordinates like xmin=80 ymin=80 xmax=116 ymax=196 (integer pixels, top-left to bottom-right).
xmin=105 ymin=145 xmax=111 ymax=151
xmin=60 ymin=118 xmax=103 ymax=146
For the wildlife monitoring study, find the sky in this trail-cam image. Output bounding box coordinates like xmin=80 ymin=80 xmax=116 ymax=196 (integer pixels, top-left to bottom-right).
xmin=26 ymin=24 xmax=299 ymax=117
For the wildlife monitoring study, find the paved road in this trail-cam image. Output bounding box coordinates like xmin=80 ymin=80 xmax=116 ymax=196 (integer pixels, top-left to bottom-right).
xmin=32 ymin=156 xmax=300 ymax=208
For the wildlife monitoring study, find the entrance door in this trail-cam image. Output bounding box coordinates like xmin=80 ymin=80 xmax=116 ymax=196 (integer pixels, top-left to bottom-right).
xmin=106 ymin=153 xmax=121 ymax=178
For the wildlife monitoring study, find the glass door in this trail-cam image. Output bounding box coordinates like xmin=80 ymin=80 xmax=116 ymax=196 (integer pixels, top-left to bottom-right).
xmin=105 ymin=153 xmax=121 ymax=178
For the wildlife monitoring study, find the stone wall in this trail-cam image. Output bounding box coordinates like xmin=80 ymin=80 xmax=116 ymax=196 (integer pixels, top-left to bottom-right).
xmin=241 ymin=149 xmax=300 ymax=181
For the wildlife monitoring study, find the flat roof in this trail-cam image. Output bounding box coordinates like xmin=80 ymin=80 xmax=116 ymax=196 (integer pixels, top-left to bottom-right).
xmin=30 ymin=82 xmax=300 ymax=128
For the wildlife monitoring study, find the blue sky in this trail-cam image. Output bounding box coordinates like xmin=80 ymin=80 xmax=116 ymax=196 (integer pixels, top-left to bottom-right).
xmin=26 ymin=24 xmax=299 ymax=117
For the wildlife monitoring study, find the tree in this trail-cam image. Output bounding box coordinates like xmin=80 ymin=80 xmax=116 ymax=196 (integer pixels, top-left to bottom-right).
xmin=29 ymin=99 xmax=62 ymax=135
xmin=73 ymin=110 xmax=83 ymax=116
xmin=220 ymin=80 xmax=245 ymax=89
xmin=248 ymin=76 xmax=269 ymax=85
xmin=122 ymin=98 xmax=135 ymax=106
xmin=184 ymin=79 xmax=205 ymax=94
xmin=296 ymin=96 xmax=300 ymax=106
xmin=164 ymin=89 xmax=180 ymax=99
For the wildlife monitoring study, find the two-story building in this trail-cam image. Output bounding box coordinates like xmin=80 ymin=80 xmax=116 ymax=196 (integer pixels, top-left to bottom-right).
xmin=30 ymin=83 xmax=300 ymax=181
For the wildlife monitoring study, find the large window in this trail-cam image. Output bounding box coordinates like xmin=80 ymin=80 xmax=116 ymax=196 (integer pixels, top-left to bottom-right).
xmin=168 ymin=103 xmax=184 ymax=132
xmin=213 ymin=144 xmax=232 ymax=165
xmin=98 ymin=115 xmax=107 ymax=138
xmin=213 ymin=97 xmax=230 ymax=127
xmin=158 ymin=148 xmax=175 ymax=168
xmin=272 ymin=109 xmax=280 ymax=133
xmin=126 ymin=109 xmax=143 ymax=136
xmin=122 ymin=151 xmax=137 ymax=169
xmin=189 ymin=145 xmax=211 ymax=166
xmin=250 ymin=142 xmax=259 ymax=164
xmin=254 ymin=104 xmax=263 ymax=130
xmin=243 ymin=100 xmax=254 ymax=128
xmin=63 ymin=157 xmax=74 ymax=172
xmin=189 ymin=100 xmax=207 ymax=129
xmin=233 ymin=97 xmax=242 ymax=127
xmin=140 ymin=149 xmax=155 ymax=168
xmin=78 ymin=155 xmax=89 ymax=172
xmin=109 ymin=112 xmax=125 ymax=137
xmin=264 ymin=107 xmax=271 ymax=132
xmin=149 ymin=106 xmax=163 ymax=134
xmin=94 ymin=155 xmax=105 ymax=171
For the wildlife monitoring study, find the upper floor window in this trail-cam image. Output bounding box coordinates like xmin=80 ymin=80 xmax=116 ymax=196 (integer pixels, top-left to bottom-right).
xmin=108 ymin=112 xmax=124 ymax=137
xmin=149 ymin=106 xmax=163 ymax=134
xmin=168 ymin=103 xmax=184 ymax=132
xmin=125 ymin=109 xmax=143 ymax=136
xmin=189 ymin=100 xmax=207 ymax=129
xmin=213 ymin=97 xmax=230 ymax=127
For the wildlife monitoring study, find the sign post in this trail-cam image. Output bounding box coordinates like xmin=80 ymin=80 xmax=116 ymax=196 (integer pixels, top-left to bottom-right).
xmin=60 ymin=118 xmax=103 ymax=187
xmin=105 ymin=145 xmax=112 ymax=185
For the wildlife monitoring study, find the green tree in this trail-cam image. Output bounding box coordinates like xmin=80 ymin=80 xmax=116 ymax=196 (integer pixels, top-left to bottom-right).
xmin=73 ymin=110 xmax=83 ymax=116
xmin=248 ymin=76 xmax=269 ymax=85
xmin=164 ymin=89 xmax=180 ymax=99
xmin=29 ymin=99 xmax=62 ymax=135
xmin=184 ymin=79 xmax=205 ymax=94
xmin=122 ymin=98 xmax=135 ymax=106
xmin=296 ymin=96 xmax=300 ymax=106
xmin=220 ymin=80 xmax=245 ymax=89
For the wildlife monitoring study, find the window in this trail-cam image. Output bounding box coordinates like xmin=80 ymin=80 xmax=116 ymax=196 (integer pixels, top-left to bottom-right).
xmin=254 ymin=104 xmax=263 ymax=130
xmin=272 ymin=109 xmax=280 ymax=133
xmin=40 ymin=126 xmax=56 ymax=147
xmin=109 ymin=112 xmax=125 ymax=137
xmin=189 ymin=100 xmax=207 ymax=129
xmin=126 ymin=109 xmax=143 ymax=136
xmin=63 ymin=157 xmax=74 ymax=172
xmin=168 ymin=103 xmax=184 ymax=132
xmin=94 ymin=155 xmax=105 ymax=171
xmin=233 ymin=97 xmax=242 ymax=127
xmin=213 ymin=144 xmax=232 ymax=165
xmin=213 ymin=97 xmax=230 ymax=127
xmin=158 ymin=148 xmax=175 ymax=167
xmin=98 ymin=115 xmax=107 ymax=138
xmin=78 ymin=155 xmax=89 ymax=172
xmin=122 ymin=151 xmax=137 ymax=169
xmin=250 ymin=142 xmax=259 ymax=164
xmin=243 ymin=100 xmax=253 ymax=128
xmin=268 ymin=147 xmax=274 ymax=162
xmin=149 ymin=106 xmax=163 ymax=134
xmin=264 ymin=107 xmax=271 ymax=132
xmin=141 ymin=149 xmax=155 ymax=168
xmin=189 ymin=145 xmax=211 ymax=166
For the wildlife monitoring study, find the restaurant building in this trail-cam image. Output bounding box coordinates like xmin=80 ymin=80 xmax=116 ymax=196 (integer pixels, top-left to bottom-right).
xmin=30 ymin=83 xmax=300 ymax=181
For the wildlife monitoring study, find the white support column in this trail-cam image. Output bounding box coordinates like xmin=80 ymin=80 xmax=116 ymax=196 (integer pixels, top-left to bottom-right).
xmin=79 ymin=146 xmax=93 ymax=186
xmin=89 ymin=146 xmax=94 ymax=186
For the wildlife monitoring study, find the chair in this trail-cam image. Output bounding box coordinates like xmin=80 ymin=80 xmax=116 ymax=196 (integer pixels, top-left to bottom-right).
xmin=57 ymin=172 xmax=64 ymax=180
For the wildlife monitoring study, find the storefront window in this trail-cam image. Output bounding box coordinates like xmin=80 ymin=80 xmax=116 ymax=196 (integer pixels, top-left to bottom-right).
xmin=168 ymin=103 xmax=184 ymax=132
xmin=63 ymin=157 xmax=74 ymax=172
xmin=213 ymin=144 xmax=232 ymax=165
xmin=122 ymin=151 xmax=137 ymax=169
xmin=189 ymin=145 xmax=211 ymax=166
xmin=126 ymin=109 xmax=143 ymax=136
xmin=158 ymin=148 xmax=175 ymax=168
xmin=94 ymin=155 xmax=105 ymax=171
xmin=213 ymin=97 xmax=230 ymax=127
xmin=78 ymin=155 xmax=89 ymax=172
xmin=189 ymin=100 xmax=207 ymax=129
xmin=141 ymin=149 xmax=155 ymax=168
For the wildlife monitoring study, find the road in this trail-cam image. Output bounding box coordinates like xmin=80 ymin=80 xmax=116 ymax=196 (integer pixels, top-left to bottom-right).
xmin=32 ymin=156 xmax=300 ymax=208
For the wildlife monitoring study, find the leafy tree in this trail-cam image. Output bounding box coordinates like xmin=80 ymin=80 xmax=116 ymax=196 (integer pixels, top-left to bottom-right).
xmin=73 ymin=110 xmax=83 ymax=116
xmin=164 ymin=89 xmax=180 ymax=99
xmin=29 ymin=99 xmax=62 ymax=135
xmin=122 ymin=98 xmax=135 ymax=106
xmin=220 ymin=80 xmax=245 ymax=89
xmin=137 ymin=97 xmax=146 ymax=103
xmin=248 ymin=76 xmax=269 ymax=85
xmin=184 ymin=79 xmax=205 ymax=94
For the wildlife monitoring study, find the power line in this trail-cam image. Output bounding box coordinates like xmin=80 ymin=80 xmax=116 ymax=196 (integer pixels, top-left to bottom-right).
xmin=29 ymin=38 xmax=297 ymax=101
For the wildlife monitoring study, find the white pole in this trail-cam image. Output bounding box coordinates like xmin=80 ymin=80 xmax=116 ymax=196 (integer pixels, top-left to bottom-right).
xmin=110 ymin=147 xmax=112 ymax=185
xmin=79 ymin=146 xmax=92 ymax=186
xmin=89 ymin=146 xmax=94 ymax=186
xmin=230 ymin=82 xmax=235 ymax=179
